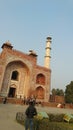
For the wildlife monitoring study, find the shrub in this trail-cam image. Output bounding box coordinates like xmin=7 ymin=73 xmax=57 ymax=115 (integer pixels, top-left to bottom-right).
xmin=48 ymin=113 xmax=64 ymax=122
xmin=16 ymin=112 xmax=25 ymax=125
xmin=16 ymin=112 xmax=73 ymax=130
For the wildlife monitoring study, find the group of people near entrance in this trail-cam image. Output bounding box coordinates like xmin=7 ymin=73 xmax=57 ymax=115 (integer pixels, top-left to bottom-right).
xmin=22 ymin=96 xmax=36 ymax=105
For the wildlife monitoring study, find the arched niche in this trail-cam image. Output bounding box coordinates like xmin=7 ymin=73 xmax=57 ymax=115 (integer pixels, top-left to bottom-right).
xmin=36 ymin=73 xmax=45 ymax=85
xmin=35 ymin=86 xmax=45 ymax=99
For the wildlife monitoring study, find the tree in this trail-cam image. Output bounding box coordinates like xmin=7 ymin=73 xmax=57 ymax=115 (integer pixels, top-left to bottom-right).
xmin=65 ymin=81 xmax=73 ymax=103
xmin=51 ymin=88 xmax=56 ymax=96
xmin=51 ymin=88 xmax=64 ymax=96
xmin=56 ymin=89 xmax=64 ymax=96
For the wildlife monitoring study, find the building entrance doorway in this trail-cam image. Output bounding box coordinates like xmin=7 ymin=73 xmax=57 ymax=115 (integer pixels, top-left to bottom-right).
xmin=8 ymin=87 xmax=16 ymax=97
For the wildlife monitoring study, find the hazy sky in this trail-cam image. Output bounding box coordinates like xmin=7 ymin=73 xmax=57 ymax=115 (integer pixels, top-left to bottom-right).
xmin=0 ymin=0 xmax=73 ymax=91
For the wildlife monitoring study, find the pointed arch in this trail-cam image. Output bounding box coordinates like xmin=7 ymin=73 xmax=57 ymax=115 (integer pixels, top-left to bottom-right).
xmin=36 ymin=73 xmax=45 ymax=85
xmin=35 ymin=86 xmax=45 ymax=99
xmin=11 ymin=70 xmax=19 ymax=81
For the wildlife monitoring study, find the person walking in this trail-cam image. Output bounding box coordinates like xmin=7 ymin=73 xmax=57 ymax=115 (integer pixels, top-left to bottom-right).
xmin=25 ymin=100 xmax=37 ymax=130
xmin=3 ymin=97 xmax=7 ymax=104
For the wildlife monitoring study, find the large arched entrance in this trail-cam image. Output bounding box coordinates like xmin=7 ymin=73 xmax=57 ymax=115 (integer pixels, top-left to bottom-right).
xmin=8 ymin=70 xmax=19 ymax=97
xmin=1 ymin=60 xmax=30 ymax=98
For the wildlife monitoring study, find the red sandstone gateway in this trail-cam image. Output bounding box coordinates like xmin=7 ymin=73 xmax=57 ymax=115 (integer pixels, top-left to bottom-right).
xmin=0 ymin=37 xmax=51 ymax=102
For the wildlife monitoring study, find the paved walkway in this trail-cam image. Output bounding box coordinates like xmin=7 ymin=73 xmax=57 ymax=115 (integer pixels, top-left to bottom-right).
xmin=0 ymin=103 xmax=73 ymax=130
xmin=0 ymin=103 xmax=24 ymax=130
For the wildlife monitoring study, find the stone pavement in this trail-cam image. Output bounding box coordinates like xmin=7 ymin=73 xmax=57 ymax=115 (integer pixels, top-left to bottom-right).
xmin=0 ymin=103 xmax=25 ymax=130
xmin=0 ymin=103 xmax=73 ymax=130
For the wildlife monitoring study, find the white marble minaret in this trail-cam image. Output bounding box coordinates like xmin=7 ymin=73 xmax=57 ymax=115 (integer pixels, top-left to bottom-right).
xmin=44 ymin=37 xmax=52 ymax=68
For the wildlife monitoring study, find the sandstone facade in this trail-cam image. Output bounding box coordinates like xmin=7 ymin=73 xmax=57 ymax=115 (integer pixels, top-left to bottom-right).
xmin=0 ymin=41 xmax=51 ymax=102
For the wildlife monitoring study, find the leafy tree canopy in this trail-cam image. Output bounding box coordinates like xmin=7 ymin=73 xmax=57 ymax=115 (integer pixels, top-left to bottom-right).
xmin=65 ymin=81 xmax=73 ymax=103
xmin=51 ymin=88 xmax=64 ymax=96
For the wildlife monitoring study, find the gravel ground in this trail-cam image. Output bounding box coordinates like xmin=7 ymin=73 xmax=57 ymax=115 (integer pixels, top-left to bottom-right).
xmin=0 ymin=103 xmax=73 ymax=130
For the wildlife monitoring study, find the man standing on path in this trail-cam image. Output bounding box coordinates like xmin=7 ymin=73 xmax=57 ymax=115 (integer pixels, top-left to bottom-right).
xmin=25 ymin=100 xmax=37 ymax=130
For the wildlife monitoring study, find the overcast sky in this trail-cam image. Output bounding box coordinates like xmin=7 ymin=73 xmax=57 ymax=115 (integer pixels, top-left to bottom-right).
xmin=0 ymin=0 xmax=73 ymax=91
